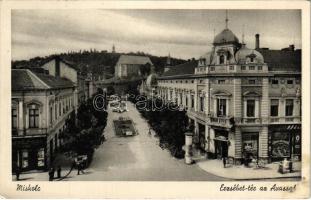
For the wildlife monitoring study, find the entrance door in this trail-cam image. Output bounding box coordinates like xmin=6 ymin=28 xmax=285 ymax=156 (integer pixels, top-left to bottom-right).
xmin=214 ymin=129 xmax=229 ymax=159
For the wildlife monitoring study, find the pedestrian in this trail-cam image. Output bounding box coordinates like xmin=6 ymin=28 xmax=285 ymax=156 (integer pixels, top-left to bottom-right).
xmin=76 ymin=161 xmax=81 ymax=175
xmin=221 ymin=141 xmax=229 ymax=168
xmin=48 ymin=167 xmax=55 ymax=181
xmin=57 ymin=166 xmax=61 ymax=178
xmin=148 ymin=128 xmax=151 ymax=136
xmin=15 ymin=166 xmax=20 ymax=181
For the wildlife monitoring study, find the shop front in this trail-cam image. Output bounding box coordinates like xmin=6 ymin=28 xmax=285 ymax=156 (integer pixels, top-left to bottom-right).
xmin=242 ymin=132 xmax=259 ymax=164
xmin=268 ymin=124 xmax=301 ymax=162
xmin=213 ymin=129 xmax=229 ymax=159
xmin=12 ymin=136 xmax=47 ymax=172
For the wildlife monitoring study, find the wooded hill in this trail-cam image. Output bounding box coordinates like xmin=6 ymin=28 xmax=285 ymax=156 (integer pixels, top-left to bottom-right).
xmin=12 ymin=50 xmax=186 ymax=77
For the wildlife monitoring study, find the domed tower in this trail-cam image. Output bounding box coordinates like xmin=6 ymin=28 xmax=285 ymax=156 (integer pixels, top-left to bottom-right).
xmin=211 ymin=10 xmax=241 ymax=65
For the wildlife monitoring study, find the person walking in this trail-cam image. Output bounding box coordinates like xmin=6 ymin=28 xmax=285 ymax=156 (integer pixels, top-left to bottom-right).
xmin=15 ymin=166 xmax=20 ymax=181
xmin=57 ymin=166 xmax=62 ymax=178
xmin=48 ymin=167 xmax=55 ymax=181
xmin=221 ymin=141 xmax=229 ymax=168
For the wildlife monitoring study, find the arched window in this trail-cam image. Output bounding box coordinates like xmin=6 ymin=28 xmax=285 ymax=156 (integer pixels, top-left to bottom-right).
xmin=219 ymin=55 xmax=225 ymax=64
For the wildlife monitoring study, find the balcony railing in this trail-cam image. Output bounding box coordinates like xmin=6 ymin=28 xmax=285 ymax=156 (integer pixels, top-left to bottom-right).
xmin=269 ymin=116 xmax=301 ymax=124
xmin=210 ymin=116 xmax=231 ymax=127
xmin=242 ymin=118 xmax=261 ymax=124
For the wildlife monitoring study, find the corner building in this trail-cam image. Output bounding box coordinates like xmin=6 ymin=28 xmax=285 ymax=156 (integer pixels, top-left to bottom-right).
xmin=156 ymin=28 xmax=301 ymax=164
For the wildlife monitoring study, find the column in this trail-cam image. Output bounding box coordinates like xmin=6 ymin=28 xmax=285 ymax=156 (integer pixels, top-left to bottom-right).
xmin=259 ymin=126 xmax=269 ymax=163
xmin=194 ymin=79 xmax=198 ymax=112
xmin=18 ymin=100 xmax=24 ymax=136
xmin=234 ymin=127 xmax=242 ymax=164
xmin=255 ymin=99 xmax=260 ymax=118
xmin=233 ymin=78 xmax=242 ymax=120
xmin=261 ymin=78 xmax=269 ymax=124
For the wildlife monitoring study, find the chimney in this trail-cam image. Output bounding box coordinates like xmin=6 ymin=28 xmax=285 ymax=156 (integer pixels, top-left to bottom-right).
xmin=289 ymin=44 xmax=295 ymax=51
xmin=255 ymin=34 xmax=260 ymax=49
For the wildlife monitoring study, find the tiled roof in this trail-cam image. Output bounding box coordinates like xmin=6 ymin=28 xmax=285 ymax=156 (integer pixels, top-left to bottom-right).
xmin=12 ymin=69 xmax=49 ymax=90
xmin=161 ymin=60 xmax=198 ymax=77
xmin=116 ymin=55 xmax=153 ymax=65
xmin=258 ymin=49 xmax=301 ymax=72
xmin=35 ymin=73 xmax=75 ymax=89
xmin=12 ymin=69 xmax=74 ymax=91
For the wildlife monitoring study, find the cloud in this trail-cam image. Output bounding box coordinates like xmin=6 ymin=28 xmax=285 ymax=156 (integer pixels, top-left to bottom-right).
xmin=12 ymin=9 xmax=301 ymax=60
xmin=12 ymin=10 xmax=214 ymax=60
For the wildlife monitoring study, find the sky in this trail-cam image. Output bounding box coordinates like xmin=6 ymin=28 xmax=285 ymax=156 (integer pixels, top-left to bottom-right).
xmin=12 ymin=9 xmax=301 ymax=61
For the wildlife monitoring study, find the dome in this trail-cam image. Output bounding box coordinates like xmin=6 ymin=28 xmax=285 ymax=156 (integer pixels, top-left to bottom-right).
xmin=235 ymin=45 xmax=264 ymax=64
xmin=146 ymin=73 xmax=157 ymax=86
xmin=213 ymin=29 xmax=239 ymax=45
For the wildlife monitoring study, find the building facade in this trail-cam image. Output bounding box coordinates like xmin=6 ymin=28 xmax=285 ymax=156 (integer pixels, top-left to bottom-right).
xmin=155 ymin=28 xmax=301 ymax=164
xmin=12 ymin=69 xmax=76 ymax=172
xmin=115 ymin=55 xmax=153 ymax=79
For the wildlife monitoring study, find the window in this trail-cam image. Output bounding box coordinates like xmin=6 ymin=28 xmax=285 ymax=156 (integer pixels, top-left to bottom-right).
xmin=246 ymin=100 xmax=255 ymax=117
xmin=37 ymin=148 xmax=45 ymax=167
xmin=258 ymin=66 xmax=262 ymax=70
xmin=270 ymin=99 xmax=279 ymax=117
xmin=287 ymin=80 xmax=293 ymax=85
xmin=217 ymin=99 xmax=227 ymax=117
xmin=22 ymin=150 xmax=29 ymax=168
xmin=191 ymin=94 xmax=194 ymax=108
xmin=249 ymin=66 xmax=255 ymax=70
xmin=229 ymin=66 xmax=234 ymax=70
xmin=50 ymin=107 xmax=53 ymax=125
xmin=248 ymin=79 xmax=256 ymax=84
xmin=241 ymin=66 xmax=246 ymax=70
xmin=218 ymin=80 xmax=225 ymax=84
xmin=59 ymin=103 xmax=61 ymax=116
xmin=12 ymin=108 xmax=17 ymax=129
xmin=285 ymin=99 xmax=294 ymax=116
xmin=55 ymin=104 xmax=57 ymax=120
xmin=191 ymin=80 xmax=194 ymax=83
xmin=180 ymin=93 xmax=183 ymax=105
xmin=250 ymin=57 xmax=254 ymax=62
xmin=210 ymin=66 xmax=215 ymax=71
xmin=29 ymin=108 xmax=39 ymax=128
xmin=272 ymin=79 xmax=279 ymax=85
xmin=219 ymin=55 xmax=225 ymax=64
xmin=185 ymin=96 xmax=188 ymax=107
xmin=200 ymin=96 xmax=204 ymax=112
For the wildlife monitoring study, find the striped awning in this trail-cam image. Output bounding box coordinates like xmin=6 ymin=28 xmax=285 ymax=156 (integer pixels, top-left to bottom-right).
xmin=287 ymin=124 xmax=301 ymax=130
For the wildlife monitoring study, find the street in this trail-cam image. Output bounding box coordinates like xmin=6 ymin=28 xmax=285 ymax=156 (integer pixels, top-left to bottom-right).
xmin=65 ymin=101 xmax=228 ymax=181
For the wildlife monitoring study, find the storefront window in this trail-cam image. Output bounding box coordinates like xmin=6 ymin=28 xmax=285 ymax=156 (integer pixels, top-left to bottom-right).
xmin=22 ymin=150 xmax=29 ymax=168
xmin=285 ymin=99 xmax=294 ymax=116
xmin=272 ymin=132 xmax=290 ymax=158
xmin=270 ymin=99 xmax=279 ymax=117
xmin=37 ymin=148 xmax=45 ymax=167
xmin=246 ymin=100 xmax=255 ymax=117
xmin=242 ymin=132 xmax=258 ymax=158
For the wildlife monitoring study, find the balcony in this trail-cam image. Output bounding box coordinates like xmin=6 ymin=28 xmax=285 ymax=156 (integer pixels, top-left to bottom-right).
xmin=269 ymin=116 xmax=301 ymax=124
xmin=210 ymin=116 xmax=232 ymax=128
xmin=242 ymin=118 xmax=261 ymax=124
xmin=187 ymin=108 xmax=209 ymax=121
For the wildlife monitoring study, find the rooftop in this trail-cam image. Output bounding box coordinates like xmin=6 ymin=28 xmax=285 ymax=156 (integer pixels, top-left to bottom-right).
xmin=12 ymin=69 xmax=74 ymax=91
xmin=161 ymin=59 xmax=198 ymax=77
xmin=116 ymin=55 xmax=153 ymax=66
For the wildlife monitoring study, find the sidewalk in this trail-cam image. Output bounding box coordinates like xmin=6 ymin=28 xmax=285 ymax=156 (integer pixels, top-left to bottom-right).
xmin=196 ymin=158 xmax=301 ymax=180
